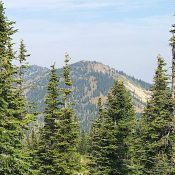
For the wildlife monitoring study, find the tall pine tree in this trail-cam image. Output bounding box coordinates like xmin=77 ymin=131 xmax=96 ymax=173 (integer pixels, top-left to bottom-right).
xmin=0 ymin=2 xmax=32 ymax=174
xmin=37 ymin=54 xmax=80 ymax=174
xmin=54 ymin=53 xmax=80 ymax=174
xmin=89 ymin=81 xmax=136 ymax=175
xmin=37 ymin=64 xmax=64 ymax=174
xmin=140 ymin=56 xmax=175 ymax=175
xmin=107 ymin=80 xmax=136 ymax=175
xmin=17 ymin=40 xmax=37 ymax=174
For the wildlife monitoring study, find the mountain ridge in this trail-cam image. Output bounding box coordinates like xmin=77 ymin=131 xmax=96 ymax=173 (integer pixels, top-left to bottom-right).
xmin=24 ymin=60 xmax=151 ymax=131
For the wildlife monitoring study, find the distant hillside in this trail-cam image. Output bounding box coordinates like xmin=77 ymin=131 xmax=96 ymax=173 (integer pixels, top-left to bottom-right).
xmin=24 ymin=61 xmax=151 ymax=131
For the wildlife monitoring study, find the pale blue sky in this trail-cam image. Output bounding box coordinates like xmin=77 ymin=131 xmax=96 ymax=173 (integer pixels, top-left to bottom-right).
xmin=4 ymin=0 xmax=174 ymax=82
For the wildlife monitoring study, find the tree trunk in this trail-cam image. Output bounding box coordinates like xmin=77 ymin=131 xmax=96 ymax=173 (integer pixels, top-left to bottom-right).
xmin=172 ymin=45 xmax=175 ymax=99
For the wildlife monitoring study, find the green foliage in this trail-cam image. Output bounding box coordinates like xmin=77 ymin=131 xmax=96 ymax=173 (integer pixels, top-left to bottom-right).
xmin=89 ymin=81 xmax=136 ymax=175
xmin=37 ymin=54 xmax=80 ymax=174
xmin=127 ymin=118 xmax=144 ymax=175
xmin=139 ymin=56 xmax=175 ymax=174
xmin=107 ymin=81 xmax=136 ymax=174
xmin=89 ymin=107 xmax=117 ymax=175
xmin=0 ymin=1 xmax=34 ymax=174
xmin=1 ymin=2 xmax=174 ymax=175
xmin=55 ymin=53 xmax=80 ymax=174
xmin=36 ymin=64 xmax=63 ymax=174
xmin=54 ymin=107 xmax=80 ymax=174
xmin=78 ymin=130 xmax=89 ymax=155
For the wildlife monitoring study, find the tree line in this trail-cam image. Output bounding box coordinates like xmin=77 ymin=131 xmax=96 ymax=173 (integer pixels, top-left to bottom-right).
xmin=0 ymin=1 xmax=175 ymax=174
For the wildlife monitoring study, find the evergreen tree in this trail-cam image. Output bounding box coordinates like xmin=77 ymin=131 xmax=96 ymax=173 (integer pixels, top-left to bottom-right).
xmin=89 ymin=98 xmax=105 ymax=174
xmin=127 ymin=117 xmax=144 ymax=175
xmin=16 ymin=40 xmax=32 ymax=125
xmin=89 ymin=81 xmax=136 ymax=175
xmin=18 ymin=39 xmax=30 ymax=89
xmin=0 ymin=2 xmax=32 ymax=174
xmin=107 ymin=80 xmax=136 ymax=175
xmin=140 ymin=56 xmax=175 ymax=175
xmin=54 ymin=53 xmax=80 ymax=174
xmin=79 ymin=130 xmax=88 ymax=155
xmin=37 ymin=64 xmax=64 ymax=174
xmin=37 ymin=54 xmax=80 ymax=174
xmin=17 ymin=40 xmax=38 ymax=174
xmin=89 ymin=98 xmax=117 ymax=175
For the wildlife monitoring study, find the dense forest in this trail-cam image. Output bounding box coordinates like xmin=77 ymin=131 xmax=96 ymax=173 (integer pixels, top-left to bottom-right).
xmin=0 ymin=1 xmax=175 ymax=175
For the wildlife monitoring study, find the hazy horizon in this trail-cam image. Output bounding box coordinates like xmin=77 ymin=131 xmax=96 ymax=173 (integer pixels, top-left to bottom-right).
xmin=5 ymin=0 xmax=174 ymax=83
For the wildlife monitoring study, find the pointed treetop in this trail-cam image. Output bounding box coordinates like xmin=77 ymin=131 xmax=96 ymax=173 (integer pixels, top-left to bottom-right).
xmin=63 ymin=52 xmax=72 ymax=87
xmin=0 ymin=0 xmax=17 ymax=50
xmin=50 ymin=62 xmax=56 ymax=70
xmin=19 ymin=40 xmax=30 ymax=63
xmin=152 ymin=55 xmax=168 ymax=92
xmin=65 ymin=52 xmax=71 ymax=62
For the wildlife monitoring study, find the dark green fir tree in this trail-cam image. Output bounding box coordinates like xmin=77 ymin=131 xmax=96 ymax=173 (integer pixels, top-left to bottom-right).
xmin=54 ymin=53 xmax=80 ymax=174
xmin=0 ymin=2 xmax=33 ymax=174
xmin=140 ymin=56 xmax=175 ymax=175
xmin=79 ymin=130 xmax=88 ymax=155
xmin=37 ymin=54 xmax=80 ymax=174
xmin=107 ymin=80 xmax=136 ymax=175
xmin=89 ymin=81 xmax=136 ymax=175
xmin=127 ymin=115 xmax=144 ymax=175
xmin=37 ymin=64 xmax=64 ymax=174
xmin=17 ymin=40 xmax=37 ymax=174
xmin=89 ymin=98 xmax=117 ymax=175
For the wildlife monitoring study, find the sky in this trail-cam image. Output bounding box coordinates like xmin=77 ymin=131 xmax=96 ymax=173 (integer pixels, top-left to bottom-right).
xmin=4 ymin=0 xmax=174 ymax=83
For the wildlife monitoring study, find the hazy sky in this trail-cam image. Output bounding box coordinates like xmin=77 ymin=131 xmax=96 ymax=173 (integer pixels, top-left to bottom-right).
xmin=4 ymin=0 xmax=174 ymax=83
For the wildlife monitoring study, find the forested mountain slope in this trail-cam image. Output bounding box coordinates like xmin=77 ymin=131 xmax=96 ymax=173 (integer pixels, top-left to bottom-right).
xmin=24 ymin=61 xmax=151 ymax=131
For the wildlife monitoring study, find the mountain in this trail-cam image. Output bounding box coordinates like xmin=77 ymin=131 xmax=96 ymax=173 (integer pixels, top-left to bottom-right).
xmin=24 ymin=61 xmax=151 ymax=131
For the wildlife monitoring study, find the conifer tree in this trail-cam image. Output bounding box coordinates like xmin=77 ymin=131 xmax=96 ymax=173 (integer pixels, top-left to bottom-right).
xmin=89 ymin=98 xmax=117 ymax=175
xmin=127 ymin=117 xmax=144 ymax=175
xmin=37 ymin=64 xmax=64 ymax=174
xmin=140 ymin=56 xmax=175 ymax=175
xmin=107 ymin=80 xmax=136 ymax=175
xmin=89 ymin=81 xmax=136 ymax=175
xmin=0 ymin=2 xmax=32 ymax=174
xmin=54 ymin=53 xmax=80 ymax=174
xmin=18 ymin=39 xmax=30 ymax=87
xmin=79 ymin=130 xmax=88 ymax=155
xmin=17 ymin=40 xmax=38 ymax=174
xmin=15 ymin=40 xmax=32 ymax=124
xmin=37 ymin=54 xmax=80 ymax=174
xmin=89 ymin=98 xmax=105 ymax=174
